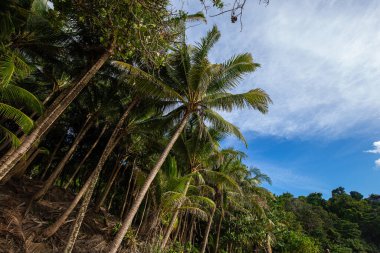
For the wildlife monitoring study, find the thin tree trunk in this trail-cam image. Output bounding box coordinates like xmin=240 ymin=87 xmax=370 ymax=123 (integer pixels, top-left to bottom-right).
xmin=214 ymin=192 xmax=224 ymax=253
xmin=160 ymin=179 xmax=191 ymax=250
xmin=108 ymin=112 xmax=190 ymax=253
xmin=189 ymin=218 xmax=195 ymax=246
xmin=200 ymin=206 xmax=216 ymax=253
xmin=41 ymin=134 xmax=65 ymax=180
xmin=32 ymin=115 xmax=94 ymax=202
xmin=63 ymin=124 xmax=108 ymax=189
xmin=107 ymin=189 xmax=116 ymax=211
xmin=120 ymin=167 xmax=134 ymax=220
xmin=94 ymin=155 xmax=123 ymax=212
xmin=53 ymin=100 xmax=137 ymax=250
xmin=12 ymin=148 xmax=42 ymax=178
xmin=173 ymin=214 xmax=182 ymax=243
xmin=0 ymin=46 xmax=114 ymax=182
xmin=179 ymin=212 xmax=188 ymax=244
xmin=135 ymin=194 xmax=148 ymax=237
xmin=43 ymin=100 xmax=136 ymax=238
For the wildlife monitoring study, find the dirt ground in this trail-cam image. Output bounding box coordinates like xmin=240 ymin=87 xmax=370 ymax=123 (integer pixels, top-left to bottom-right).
xmin=0 ymin=178 xmax=123 ymax=253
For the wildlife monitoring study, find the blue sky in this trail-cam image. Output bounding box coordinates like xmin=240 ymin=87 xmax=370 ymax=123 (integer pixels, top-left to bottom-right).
xmin=175 ymin=0 xmax=380 ymax=198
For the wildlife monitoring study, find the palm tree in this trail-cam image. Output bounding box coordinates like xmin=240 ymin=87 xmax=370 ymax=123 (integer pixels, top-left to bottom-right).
xmin=109 ymin=25 xmax=271 ymax=253
xmin=0 ymin=0 xmax=172 ymax=182
xmin=160 ymin=125 xmax=222 ymax=249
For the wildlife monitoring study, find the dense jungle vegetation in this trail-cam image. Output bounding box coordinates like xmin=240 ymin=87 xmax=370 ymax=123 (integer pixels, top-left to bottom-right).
xmin=0 ymin=0 xmax=379 ymax=252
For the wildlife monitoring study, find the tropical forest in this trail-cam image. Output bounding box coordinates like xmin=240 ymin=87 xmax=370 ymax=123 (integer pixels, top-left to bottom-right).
xmin=0 ymin=0 xmax=379 ymax=252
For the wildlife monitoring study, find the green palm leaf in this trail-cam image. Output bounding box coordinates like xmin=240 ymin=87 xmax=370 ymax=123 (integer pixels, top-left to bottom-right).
xmin=0 ymin=102 xmax=34 ymax=133
xmin=207 ymin=53 xmax=260 ymax=93
xmin=202 ymin=108 xmax=246 ymax=146
xmin=112 ymin=61 xmax=184 ymax=101
xmin=1 ymin=84 xmax=43 ymax=114
xmin=0 ymin=125 xmax=21 ymax=147
xmin=206 ymin=88 xmax=272 ymax=113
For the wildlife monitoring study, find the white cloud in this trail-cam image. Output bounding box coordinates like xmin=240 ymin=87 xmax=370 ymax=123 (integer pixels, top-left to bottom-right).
xmin=365 ymin=141 xmax=380 ymax=170
xmin=375 ymin=159 xmax=380 ymax=168
xmin=366 ymin=141 xmax=380 ymax=154
xmin=185 ymin=0 xmax=380 ymax=138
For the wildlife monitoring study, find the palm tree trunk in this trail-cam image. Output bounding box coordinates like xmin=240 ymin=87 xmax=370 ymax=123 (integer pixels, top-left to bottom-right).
xmin=43 ymin=100 xmax=136 ymax=239
xmin=41 ymin=134 xmax=65 ymax=180
xmin=63 ymin=124 xmax=108 ymax=189
xmin=55 ymin=100 xmax=138 ymax=251
xmin=107 ymin=189 xmax=116 ymax=211
xmin=200 ymin=206 xmax=216 ymax=253
xmin=120 ymin=167 xmax=134 ymax=220
xmin=179 ymin=212 xmax=188 ymax=244
xmin=135 ymin=194 xmax=148 ymax=237
xmin=2 ymin=147 xmax=35 ymax=182
xmin=0 ymin=45 xmax=114 ymax=182
xmin=214 ymin=193 xmax=224 ymax=253
xmin=94 ymin=155 xmax=123 ymax=212
xmin=189 ymin=218 xmax=195 ymax=245
xmin=108 ymin=112 xmax=190 ymax=253
xmin=32 ymin=115 xmax=94 ymax=202
xmin=12 ymin=148 xmax=42 ymax=178
xmin=172 ymin=214 xmax=182 ymax=243
xmin=160 ymin=179 xmax=191 ymax=250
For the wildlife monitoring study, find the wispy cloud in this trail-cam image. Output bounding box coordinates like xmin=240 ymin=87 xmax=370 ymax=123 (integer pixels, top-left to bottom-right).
xmin=375 ymin=159 xmax=380 ymax=169
xmin=365 ymin=141 xmax=380 ymax=169
xmin=375 ymin=159 xmax=380 ymax=170
xmin=365 ymin=141 xmax=380 ymax=154
xmin=184 ymin=0 xmax=380 ymax=139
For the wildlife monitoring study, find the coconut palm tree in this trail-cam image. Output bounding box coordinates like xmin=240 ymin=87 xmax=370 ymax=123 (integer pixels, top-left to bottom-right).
xmin=109 ymin=25 xmax=271 ymax=253
xmin=0 ymin=0 xmax=172 ymax=182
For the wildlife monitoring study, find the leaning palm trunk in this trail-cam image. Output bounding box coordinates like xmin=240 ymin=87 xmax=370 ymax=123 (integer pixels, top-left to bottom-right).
xmin=160 ymin=179 xmax=191 ymax=250
xmin=57 ymin=101 xmax=138 ymax=252
xmin=200 ymin=206 xmax=216 ymax=253
xmin=64 ymin=124 xmax=108 ymax=189
xmin=43 ymin=100 xmax=137 ymax=239
xmin=94 ymin=155 xmax=123 ymax=212
xmin=120 ymin=167 xmax=134 ymax=220
xmin=0 ymin=45 xmax=114 ymax=182
xmin=41 ymin=134 xmax=65 ymax=180
xmin=62 ymin=138 xmax=121 ymax=253
xmin=2 ymin=147 xmax=35 ymax=182
xmin=12 ymin=148 xmax=42 ymax=178
xmin=108 ymin=112 xmax=190 ymax=253
xmin=32 ymin=115 xmax=94 ymax=202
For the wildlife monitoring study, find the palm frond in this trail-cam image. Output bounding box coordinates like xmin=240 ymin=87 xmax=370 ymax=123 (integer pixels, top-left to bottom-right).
xmin=0 ymin=102 xmax=34 ymax=133
xmin=112 ymin=61 xmax=184 ymax=101
xmin=1 ymin=84 xmax=43 ymax=114
xmin=201 ymin=169 xmax=242 ymax=193
xmin=0 ymin=49 xmax=32 ymax=88
xmin=192 ymin=25 xmax=220 ymax=65
xmin=207 ymin=53 xmax=260 ymax=93
xmin=188 ymin=195 xmax=215 ymax=209
xmin=179 ymin=206 xmax=208 ymax=221
xmin=202 ymin=108 xmax=246 ymax=146
xmin=206 ymin=88 xmax=271 ymax=114
xmin=0 ymin=125 xmax=21 ymax=147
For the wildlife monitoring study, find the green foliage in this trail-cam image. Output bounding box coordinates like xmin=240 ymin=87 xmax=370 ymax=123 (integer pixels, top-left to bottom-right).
xmin=274 ymin=188 xmax=380 ymax=253
xmin=279 ymin=231 xmax=321 ymax=253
